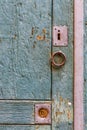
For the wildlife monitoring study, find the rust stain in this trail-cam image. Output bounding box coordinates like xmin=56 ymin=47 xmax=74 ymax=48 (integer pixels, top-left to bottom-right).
xmin=31 ymin=27 xmax=35 ymax=35
xmin=59 ymin=96 xmax=63 ymax=106
xmin=13 ymin=34 xmax=17 ymax=39
xmin=35 ymin=125 xmax=40 ymax=130
xmin=67 ymin=109 xmax=72 ymax=120
xmin=36 ymin=35 xmax=45 ymax=41
xmin=38 ymin=108 xmax=49 ymax=118
xmin=52 ymin=94 xmax=73 ymax=124
xmin=56 ymin=111 xmax=63 ymax=116
xmin=42 ymin=29 xmax=46 ymax=34
xmin=59 ymin=96 xmax=63 ymax=102
xmin=36 ymin=28 xmax=47 ymax=41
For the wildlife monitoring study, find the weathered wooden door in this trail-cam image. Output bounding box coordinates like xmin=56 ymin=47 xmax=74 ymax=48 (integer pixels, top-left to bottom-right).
xmin=0 ymin=0 xmax=74 ymax=129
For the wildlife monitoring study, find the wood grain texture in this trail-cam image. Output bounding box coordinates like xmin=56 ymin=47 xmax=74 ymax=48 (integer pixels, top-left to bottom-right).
xmin=0 ymin=125 xmax=51 ymax=130
xmin=0 ymin=102 xmax=34 ymax=124
xmin=0 ymin=101 xmax=51 ymax=124
xmin=0 ymin=0 xmax=52 ymax=99
xmin=52 ymin=0 xmax=74 ymax=129
xmin=0 ymin=0 xmax=75 ymax=129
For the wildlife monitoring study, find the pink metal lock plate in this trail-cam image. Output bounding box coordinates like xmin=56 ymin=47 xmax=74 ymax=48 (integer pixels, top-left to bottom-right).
xmin=53 ymin=26 xmax=68 ymax=46
xmin=35 ymin=104 xmax=51 ymax=124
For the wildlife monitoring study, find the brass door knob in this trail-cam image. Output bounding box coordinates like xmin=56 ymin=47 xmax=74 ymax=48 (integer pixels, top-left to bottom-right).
xmin=51 ymin=51 xmax=66 ymax=68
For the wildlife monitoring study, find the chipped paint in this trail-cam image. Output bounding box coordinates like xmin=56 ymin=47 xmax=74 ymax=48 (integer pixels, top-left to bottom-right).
xmin=42 ymin=29 xmax=46 ymax=34
xmin=13 ymin=34 xmax=17 ymax=39
xmin=52 ymin=94 xmax=73 ymax=125
xmin=36 ymin=28 xmax=49 ymax=41
xmin=0 ymin=38 xmax=2 ymax=42
xmin=35 ymin=125 xmax=40 ymax=130
xmin=36 ymin=35 xmax=45 ymax=41
xmin=31 ymin=27 xmax=35 ymax=35
xmin=33 ymin=44 xmax=35 ymax=48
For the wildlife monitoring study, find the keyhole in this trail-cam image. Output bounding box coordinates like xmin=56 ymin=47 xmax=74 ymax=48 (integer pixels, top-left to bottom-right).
xmin=58 ymin=30 xmax=60 ymax=40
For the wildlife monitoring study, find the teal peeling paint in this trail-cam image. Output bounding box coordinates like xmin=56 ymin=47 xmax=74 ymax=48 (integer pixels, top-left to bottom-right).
xmin=52 ymin=0 xmax=74 ymax=129
xmin=0 ymin=0 xmax=52 ymax=99
xmin=0 ymin=0 xmax=74 ymax=129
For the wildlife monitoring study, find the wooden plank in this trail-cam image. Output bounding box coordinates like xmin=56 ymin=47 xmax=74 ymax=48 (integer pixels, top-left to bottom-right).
xmin=0 ymin=101 xmax=51 ymax=124
xmin=0 ymin=0 xmax=52 ymax=99
xmin=84 ymin=26 xmax=87 ymax=130
xmin=52 ymin=0 xmax=74 ymax=129
xmin=0 ymin=125 xmax=51 ymax=130
xmin=84 ymin=1 xmax=87 ymax=130
xmin=85 ymin=0 xmax=87 ymax=22
xmin=74 ymin=0 xmax=84 ymax=130
xmin=0 ymin=101 xmax=34 ymax=124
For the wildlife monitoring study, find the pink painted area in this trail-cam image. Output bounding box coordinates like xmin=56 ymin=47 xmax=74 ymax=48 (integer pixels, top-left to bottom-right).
xmin=53 ymin=26 xmax=68 ymax=46
xmin=74 ymin=0 xmax=84 ymax=130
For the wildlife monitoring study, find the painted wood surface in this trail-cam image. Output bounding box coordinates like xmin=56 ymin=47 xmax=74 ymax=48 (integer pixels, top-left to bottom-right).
xmin=84 ymin=0 xmax=87 ymax=128
xmin=74 ymin=0 xmax=84 ymax=130
xmin=0 ymin=101 xmax=34 ymax=124
xmin=0 ymin=0 xmax=74 ymax=129
xmin=84 ymin=27 xmax=87 ymax=130
xmin=0 ymin=0 xmax=51 ymax=99
xmin=52 ymin=0 xmax=73 ymax=129
xmin=0 ymin=125 xmax=51 ymax=130
xmin=0 ymin=100 xmax=51 ymax=124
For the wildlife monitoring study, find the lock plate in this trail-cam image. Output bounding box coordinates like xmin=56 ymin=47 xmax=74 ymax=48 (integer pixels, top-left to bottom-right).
xmin=53 ymin=26 xmax=68 ymax=46
xmin=35 ymin=104 xmax=51 ymax=124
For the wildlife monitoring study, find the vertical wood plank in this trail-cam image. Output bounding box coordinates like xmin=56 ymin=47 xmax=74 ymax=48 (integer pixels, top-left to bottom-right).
xmin=74 ymin=0 xmax=84 ymax=130
xmin=83 ymin=1 xmax=87 ymax=129
xmin=84 ymin=25 xmax=87 ymax=129
xmin=52 ymin=0 xmax=74 ymax=129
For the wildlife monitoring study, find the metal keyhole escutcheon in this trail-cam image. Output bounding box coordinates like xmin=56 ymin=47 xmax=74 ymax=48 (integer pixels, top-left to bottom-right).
xmin=51 ymin=51 xmax=66 ymax=68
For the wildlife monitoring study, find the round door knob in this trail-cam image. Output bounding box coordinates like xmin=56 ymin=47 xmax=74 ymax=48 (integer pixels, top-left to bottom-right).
xmin=51 ymin=51 xmax=66 ymax=68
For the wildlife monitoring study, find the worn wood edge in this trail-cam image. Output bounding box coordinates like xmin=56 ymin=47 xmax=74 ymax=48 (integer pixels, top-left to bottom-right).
xmin=74 ymin=0 xmax=84 ymax=130
xmin=0 ymin=125 xmax=51 ymax=130
xmin=0 ymin=100 xmax=51 ymax=103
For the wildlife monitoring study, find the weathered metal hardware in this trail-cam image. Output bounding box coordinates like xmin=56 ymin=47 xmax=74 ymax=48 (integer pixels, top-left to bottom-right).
xmin=51 ymin=51 xmax=66 ymax=68
xmin=53 ymin=26 xmax=68 ymax=46
xmin=35 ymin=104 xmax=51 ymax=124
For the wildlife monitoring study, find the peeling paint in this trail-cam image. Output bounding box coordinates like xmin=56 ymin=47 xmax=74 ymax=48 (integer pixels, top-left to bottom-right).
xmin=33 ymin=44 xmax=35 ymax=48
xmin=13 ymin=34 xmax=17 ymax=39
xmin=42 ymin=29 xmax=46 ymax=34
xmin=36 ymin=29 xmax=47 ymax=41
xmin=0 ymin=38 xmax=2 ymax=42
xmin=35 ymin=125 xmax=40 ymax=130
xmin=36 ymin=35 xmax=45 ymax=41
xmin=52 ymin=94 xmax=73 ymax=125
xmin=31 ymin=27 xmax=35 ymax=35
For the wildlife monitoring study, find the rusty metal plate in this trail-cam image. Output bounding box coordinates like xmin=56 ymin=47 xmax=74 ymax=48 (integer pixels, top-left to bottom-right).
xmin=53 ymin=26 xmax=68 ymax=46
xmin=35 ymin=104 xmax=51 ymax=124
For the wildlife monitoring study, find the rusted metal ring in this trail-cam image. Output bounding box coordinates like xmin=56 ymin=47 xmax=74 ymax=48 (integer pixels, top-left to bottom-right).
xmin=51 ymin=51 xmax=66 ymax=68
